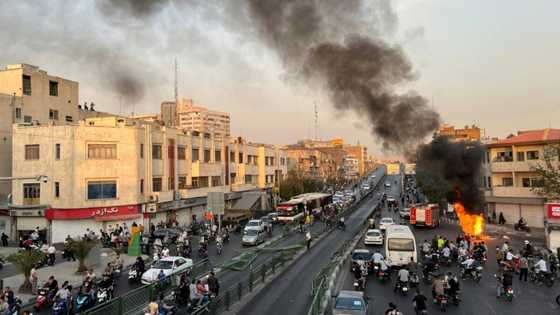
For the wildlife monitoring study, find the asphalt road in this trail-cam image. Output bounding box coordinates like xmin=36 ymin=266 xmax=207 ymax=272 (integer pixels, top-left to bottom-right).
xmin=335 ymin=182 xmax=560 ymax=315
xmin=237 ymin=168 xmax=391 ymax=315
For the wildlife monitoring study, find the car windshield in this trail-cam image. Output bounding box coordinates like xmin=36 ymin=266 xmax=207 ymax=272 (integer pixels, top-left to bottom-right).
xmin=352 ymin=252 xmax=372 ymax=260
xmin=335 ymin=297 xmax=365 ymax=311
xmin=367 ymin=231 xmax=380 ymax=237
xmin=152 ymin=260 xmax=174 ymax=269
xmin=388 ymin=238 xmax=415 ymax=251
xmin=245 ymin=230 xmax=258 ymax=236
xmin=381 ymin=219 xmax=393 ymax=224
xmin=247 ymin=221 xmax=259 ymax=226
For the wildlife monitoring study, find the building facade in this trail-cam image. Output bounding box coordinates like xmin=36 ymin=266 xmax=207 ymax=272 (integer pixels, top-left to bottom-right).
xmin=10 ymin=117 xmax=287 ymax=242
xmin=486 ymin=129 xmax=560 ymax=228
xmin=438 ymin=123 xmax=482 ymax=141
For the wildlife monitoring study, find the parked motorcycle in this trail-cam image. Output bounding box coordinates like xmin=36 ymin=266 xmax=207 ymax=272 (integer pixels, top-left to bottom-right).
xmin=34 ymin=287 xmax=55 ymax=311
xmin=97 ymin=286 xmax=113 ymax=304
xmin=75 ymin=291 xmax=95 ymax=313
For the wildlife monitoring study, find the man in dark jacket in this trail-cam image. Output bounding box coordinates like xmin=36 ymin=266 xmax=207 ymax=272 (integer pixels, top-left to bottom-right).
xmin=207 ymin=272 xmax=220 ymax=297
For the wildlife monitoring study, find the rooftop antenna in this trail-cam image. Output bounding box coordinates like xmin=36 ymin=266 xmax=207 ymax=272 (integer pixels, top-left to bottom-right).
xmin=174 ymin=58 xmax=178 ymax=105
xmin=314 ymin=101 xmax=318 ymax=141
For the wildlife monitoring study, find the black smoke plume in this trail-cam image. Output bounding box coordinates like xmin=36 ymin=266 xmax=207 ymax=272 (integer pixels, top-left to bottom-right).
xmin=415 ymin=136 xmax=485 ymax=213
xmin=246 ymin=0 xmax=440 ymax=153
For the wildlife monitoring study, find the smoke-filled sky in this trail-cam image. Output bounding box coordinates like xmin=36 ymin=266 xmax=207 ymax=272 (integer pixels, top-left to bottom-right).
xmin=1 ymin=0 xmax=559 ymax=157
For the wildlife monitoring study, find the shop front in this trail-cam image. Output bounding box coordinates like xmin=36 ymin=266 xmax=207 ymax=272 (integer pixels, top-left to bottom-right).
xmin=147 ymin=197 xmax=207 ymax=229
xmin=9 ymin=206 xmax=49 ymax=241
xmin=45 ymin=204 xmax=142 ymax=243
xmin=545 ymin=203 xmax=560 ymax=252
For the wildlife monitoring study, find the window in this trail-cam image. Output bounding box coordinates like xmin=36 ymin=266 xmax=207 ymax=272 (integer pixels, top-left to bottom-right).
xmin=140 ymin=179 xmax=144 ymax=194
xmin=527 ymin=151 xmax=539 ymax=160
xmin=23 ymin=183 xmax=40 ymax=205
xmin=55 ymin=144 xmax=60 ymax=160
xmin=177 ymin=146 xmax=186 ymax=160
xmin=15 ymin=108 xmax=21 ymax=119
xmin=212 ymin=176 xmax=222 ymax=186
xmin=88 ymin=144 xmax=117 ymax=159
xmin=178 ymin=176 xmax=187 ymax=189
xmin=488 ymin=176 xmax=492 ymax=188
xmin=502 ymin=177 xmax=513 ymax=187
xmin=152 ymin=178 xmax=162 ymax=192
xmin=238 ymin=153 xmax=243 ymax=164
xmin=522 ymin=178 xmax=543 ymax=188
xmin=522 ymin=178 xmax=531 ymax=188
xmin=22 ymin=75 xmax=31 ymax=95
xmin=25 ymin=144 xmax=40 ymax=160
xmin=215 ymin=150 xmax=221 ymax=162
xmin=65 ymin=116 xmax=73 ymax=122
xmin=485 ymin=152 xmax=490 ymax=164
xmin=230 ymin=173 xmax=236 ymax=183
xmin=54 ymin=182 xmax=60 ymax=198
xmin=229 ymin=151 xmax=235 ymax=162
xmin=191 ymin=176 xmax=208 ymax=188
xmin=517 ymin=152 xmax=525 ymax=162
xmin=387 ymin=238 xmax=415 ymax=251
xmin=204 ymin=149 xmax=211 ymax=162
xmin=49 ymin=109 xmax=59 ymax=120
xmin=152 ymin=145 xmax=162 ymax=159
xmin=245 ymin=175 xmax=253 ymax=184
xmin=24 ymin=115 xmax=32 ymax=123
xmin=49 ymin=81 xmax=58 ymax=96
xmin=87 ymin=181 xmax=117 ymax=199
xmin=140 ymin=144 xmax=144 ymax=159
xmin=192 ymin=148 xmax=199 ymax=162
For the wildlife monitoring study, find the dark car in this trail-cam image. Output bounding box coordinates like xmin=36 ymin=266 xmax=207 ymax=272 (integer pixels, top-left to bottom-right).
xmin=152 ymin=228 xmax=182 ymax=242
xmin=332 ymin=290 xmax=368 ymax=315
xmin=350 ymin=249 xmax=373 ymax=270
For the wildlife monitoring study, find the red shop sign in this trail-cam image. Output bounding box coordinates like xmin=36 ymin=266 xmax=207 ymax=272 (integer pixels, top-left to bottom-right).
xmin=46 ymin=204 xmax=141 ymax=221
xmin=547 ymin=203 xmax=560 ymax=219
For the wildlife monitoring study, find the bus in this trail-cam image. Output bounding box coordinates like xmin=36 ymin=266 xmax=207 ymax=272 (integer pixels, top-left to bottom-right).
xmin=385 ymin=225 xmax=417 ymax=267
xmin=276 ymin=193 xmax=332 ymax=222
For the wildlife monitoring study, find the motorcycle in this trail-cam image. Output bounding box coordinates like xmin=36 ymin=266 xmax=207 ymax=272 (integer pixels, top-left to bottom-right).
xmin=129 ymin=267 xmax=141 ymax=284
xmin=410 ymin=272 xmax=420 ymax=287
xmin=198 ymin=247 xmax=208 ymax=259
xmin=353 ymin=276 xmax=366 ymax=291
xmin=337 ymin=220 xmax=346 ymax=231
xmin=530 ymin=270 xmax=555 ymax=287
xmin=434 ymin=294 xmax=448 ymax=312
xmin=514 ymin=223 xmax=531 ymax=232
xmin=378 ymin=269 xmax=390 ymax=284
xmin=34 ymin=287 xmax=55 ymax=311
xmin=460 ymin=266 xmax=482 ymax=283
xmin=158 ymin=292 xmax=178 ymax=315
xmin=216 ymin=241 xmax=223 ymax=255
xmin=74 ymin=292 xmax=95 ymax=313
xmin=52 ymin=298 xmax=68 ymax=315
xmin=395 ymin=281 xmax=409 ymax=296
xmin=97 ymin=286 xmax=113 ymax=304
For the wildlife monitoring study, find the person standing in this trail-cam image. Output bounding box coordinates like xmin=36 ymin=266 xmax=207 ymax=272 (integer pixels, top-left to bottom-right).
xmin=30 ymin=266 xmax=38 ymax=295
xmin=207 ymin=272 xmax=220 ymax=297
xmin=305 ymin=230 xmax=312 ymax=251
xmin=519 ymin=255 xmax=529 ymax=282
xmin=47 ymin=244 xmax=56 ymax=265
xmin=498 ymin=212 xmax=506 ymax=225
xmin=1 ymin=232 xmax=8 ymax=247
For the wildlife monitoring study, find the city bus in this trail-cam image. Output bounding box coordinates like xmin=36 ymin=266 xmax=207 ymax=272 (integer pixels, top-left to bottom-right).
xmin=276 ymin=193 xmax=332 ymax=222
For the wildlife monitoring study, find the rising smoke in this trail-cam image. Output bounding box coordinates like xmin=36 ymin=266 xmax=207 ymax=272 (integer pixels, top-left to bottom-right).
xmin=415 ymin=136 xmax=485 ymax=213
xmin=97 ymin=0 xmax=170 ymax=19
xmin=246 ymin=0 xmax=440 ymax=153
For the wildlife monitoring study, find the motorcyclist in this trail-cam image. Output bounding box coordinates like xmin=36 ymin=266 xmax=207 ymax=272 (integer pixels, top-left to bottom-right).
xmin=422 ymin=240 xmax=431 ymax=256
xmin=517 ymin=217 xmax=528 ymax=230
xmin=112 ymin=253 xmax=123 ymax=272
xmin=103 ymin=263 xmax=114 ymax=279
xmin=385 ymin=302 xmax=402 ymax=315
xmin=534 ymin=256 xmax=548 ymax=274
xmin=523 ymin=240 xmax=534 ymax=257
xmin=432 ymin=276 xmax=446 ymax=302
xmin=135 ymin=257 xmax=146 ymax=275
xmin=338 ymin=217 xmax=345 ymax=230
xmin=496 ymin=271 xmax=513 ymax=297
xmin=441 ymin=246 xmax=451 ymax=262
xmin=412 ymin=291 xmax=427 ymax=313
xmin=373 ymin=250 xmax=384 ymax=265
xmin=394 ymin=267 xmax=409 ymax=292
xmin=98 ymin=274 xmax=114 ymax=296
xmin=446 ymin=273 xmax=460 ymax=301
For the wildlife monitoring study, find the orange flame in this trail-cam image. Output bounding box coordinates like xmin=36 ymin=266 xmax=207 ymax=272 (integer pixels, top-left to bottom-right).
xmin=454 ymin=202 xmax=485 ymax=237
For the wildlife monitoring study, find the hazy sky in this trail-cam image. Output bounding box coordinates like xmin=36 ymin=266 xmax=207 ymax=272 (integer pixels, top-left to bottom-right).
xmin=1 ymin=0 xmax=558 ymax=157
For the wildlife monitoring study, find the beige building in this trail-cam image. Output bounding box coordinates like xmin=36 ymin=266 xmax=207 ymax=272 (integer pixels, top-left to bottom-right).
xmin=486 ymin=128 xmax=560 ymax=228
xmin=10 ymin=117 xmax=287 ymax=242
xmin=0 ymin=64 xmax=107 ymax=205
xmin=438 ymin=123 xmax=482 ymax=141
xmin=159 ymin=98 xmax=231 ymax=138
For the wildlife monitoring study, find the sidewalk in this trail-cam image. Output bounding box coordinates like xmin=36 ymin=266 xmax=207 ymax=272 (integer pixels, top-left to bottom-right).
xmin=3 ymin=248 xmax=147 ymax=303
xmin=440 ymin=216 xmax=546 ymax=243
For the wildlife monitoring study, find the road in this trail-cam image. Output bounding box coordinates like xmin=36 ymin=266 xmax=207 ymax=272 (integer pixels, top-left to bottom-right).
xmin=237 ymin=168 xmax=391 ymax=315
xmin=335 ymin=179 xmax=560 ymax=315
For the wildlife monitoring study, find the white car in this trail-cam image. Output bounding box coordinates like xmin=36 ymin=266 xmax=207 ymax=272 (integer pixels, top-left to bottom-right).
xmin=141 ymin=256 xmax=193 ymax=284
xmin=385 ymin=182 xmax=391 ymax=188
xmin=244 ymin=219 xmax=266 ymax=233
xmin=379 ymin=217 xmax=395 ymax=231
xmin=364 ymin=229 xmax=383 ymax=245
xmin=361 ymin=184 xmax=371 ymax=190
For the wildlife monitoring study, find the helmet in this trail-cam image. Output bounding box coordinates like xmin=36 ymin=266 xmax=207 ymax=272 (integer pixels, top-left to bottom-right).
xmin=524 ymin=240 xmax=530 ymax=245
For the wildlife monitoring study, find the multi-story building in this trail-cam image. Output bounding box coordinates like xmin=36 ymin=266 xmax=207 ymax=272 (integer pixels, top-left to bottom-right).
xmin=159 ymin=98 xmax=231 ymax=138
xmin=10 ymin=117 xmax=287 ymax=242
xmin=0 ymin=64 xmax=107 ymax=216
xmin=438 ymin=123 xmax=482 ymax=141
xmin=486 ymin=128 xmax=560 ymax=228
xmin=285 ymin=146 xmax=338 ymax=180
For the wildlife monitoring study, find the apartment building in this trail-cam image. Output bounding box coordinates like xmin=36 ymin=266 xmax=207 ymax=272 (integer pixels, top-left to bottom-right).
xmin=486 ymin=128 xmax=560 ymax=228
xmin=10 ymin=117 xmax=287 ymax=242
xmin=285 ymin=146 xmax=338 ymax=180
xmin=438 ymin=123 xmax=482 ymax=141
xmin=160 ymin=98 xmax=231 ymax=138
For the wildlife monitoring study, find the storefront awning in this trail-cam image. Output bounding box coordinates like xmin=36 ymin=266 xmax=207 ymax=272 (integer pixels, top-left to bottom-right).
xmin=486 ymin=196 xmax=546 ymax=205
xmin=230 ymin=193 xmax=261 ymax=211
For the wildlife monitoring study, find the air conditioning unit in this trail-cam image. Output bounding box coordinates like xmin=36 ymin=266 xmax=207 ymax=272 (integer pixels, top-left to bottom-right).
xmin=145 ymin=203 xmax=157 ymax=213
xmin=149 ymin=195 xmax=158 ymax=202
xmin=174 ymin=191 xmax=181 ymax=201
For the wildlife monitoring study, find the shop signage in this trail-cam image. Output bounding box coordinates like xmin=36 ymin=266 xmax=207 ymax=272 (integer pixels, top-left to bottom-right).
xmin=10 ymin=209 xmax=45 ymax=217
xmin=45 ymin=204 xmax=140 ymax=220
xmin=547 ymin=203 xmax=560 ymax=219
xmin=158 ymin=197 xmax=206 ymax=212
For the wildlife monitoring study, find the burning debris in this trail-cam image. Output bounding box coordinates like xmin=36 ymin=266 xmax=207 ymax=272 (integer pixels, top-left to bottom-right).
xmin=416 ymin=136 xmax=486 ymax=236
xmin=245 ymin=0 xmax=440 ymax=154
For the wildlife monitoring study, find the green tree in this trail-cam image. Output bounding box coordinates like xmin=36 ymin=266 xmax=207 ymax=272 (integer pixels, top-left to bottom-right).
xmin=7 ymin=249 xmax=45 ymax=293
xmin=70 ymin=237 xmax=98 ymax=272
xmin=531 ymin=144 xmax=560 ymax=199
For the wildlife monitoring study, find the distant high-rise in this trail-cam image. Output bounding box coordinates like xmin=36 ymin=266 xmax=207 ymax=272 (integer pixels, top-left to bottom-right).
xmin=160 ymin=98 xmax=230 ymax=138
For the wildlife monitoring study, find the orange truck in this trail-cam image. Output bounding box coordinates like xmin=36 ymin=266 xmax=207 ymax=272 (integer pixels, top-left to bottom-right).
xmin=410 ymin=204 xmax=440 ymax=228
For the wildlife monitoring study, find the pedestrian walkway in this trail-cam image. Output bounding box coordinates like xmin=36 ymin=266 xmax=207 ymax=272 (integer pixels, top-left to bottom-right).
xmin=3 ymin=248 xmax=147 ymax=303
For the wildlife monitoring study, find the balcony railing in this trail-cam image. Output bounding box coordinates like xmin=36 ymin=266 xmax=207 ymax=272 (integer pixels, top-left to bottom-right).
xmin=493 ymin=156 xmax=513 ymax=162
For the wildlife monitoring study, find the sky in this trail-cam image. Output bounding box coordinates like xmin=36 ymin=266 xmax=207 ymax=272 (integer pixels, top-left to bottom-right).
xmin=1 ymin=0 xmax=558 ymax=158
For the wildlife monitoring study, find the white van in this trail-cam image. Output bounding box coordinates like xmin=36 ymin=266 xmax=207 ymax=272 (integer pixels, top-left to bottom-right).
xmin=384 ymin=225 xmax=417 ymax=267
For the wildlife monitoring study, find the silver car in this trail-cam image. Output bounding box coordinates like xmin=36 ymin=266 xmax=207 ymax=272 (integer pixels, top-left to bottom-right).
xmin=332 ymin=290 xmax=368 ymax=315
xmin=242 ymin=229 xmax=264 ymax=246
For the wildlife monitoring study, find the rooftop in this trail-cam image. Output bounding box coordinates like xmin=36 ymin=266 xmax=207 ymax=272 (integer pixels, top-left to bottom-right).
xmin=489 ymin=128 xmax=560 ymax=147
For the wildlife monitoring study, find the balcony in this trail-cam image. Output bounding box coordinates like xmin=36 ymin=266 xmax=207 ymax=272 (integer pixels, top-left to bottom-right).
xmin=191 ymin=161 xmax=223 ymax=177
xmin=231 ymin=183 xmax=258 ymax=192
xmin=491 ymin=160 xmax=542 ymax=173
xmin=492 ymin=186 xmax=539 ymax=198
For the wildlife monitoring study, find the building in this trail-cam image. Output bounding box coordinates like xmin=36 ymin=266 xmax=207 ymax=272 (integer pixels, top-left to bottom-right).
xmin=159 ymin=98 xmax=231 ymax=138
xmin=10 ymin=117 xmax=287 ymax=242
xmin=285 ymin=146 xmax=337 ymax=180
xmin=486 ymin=128 xmax=560 ymax=228
xmin=0 ymin=64 xmax=107 ymax=217
xmin=438 ymin=123 xmax=482 ymax=141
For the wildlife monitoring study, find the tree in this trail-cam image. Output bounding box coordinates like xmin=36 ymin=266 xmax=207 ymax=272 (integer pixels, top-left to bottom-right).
xmin=70 ymin=237 xmax=98 ymax=273
xmin=531 ymin=144 xmax=560 ymax=200
xmin=7 ymin=249 xmax=45 ymax=293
